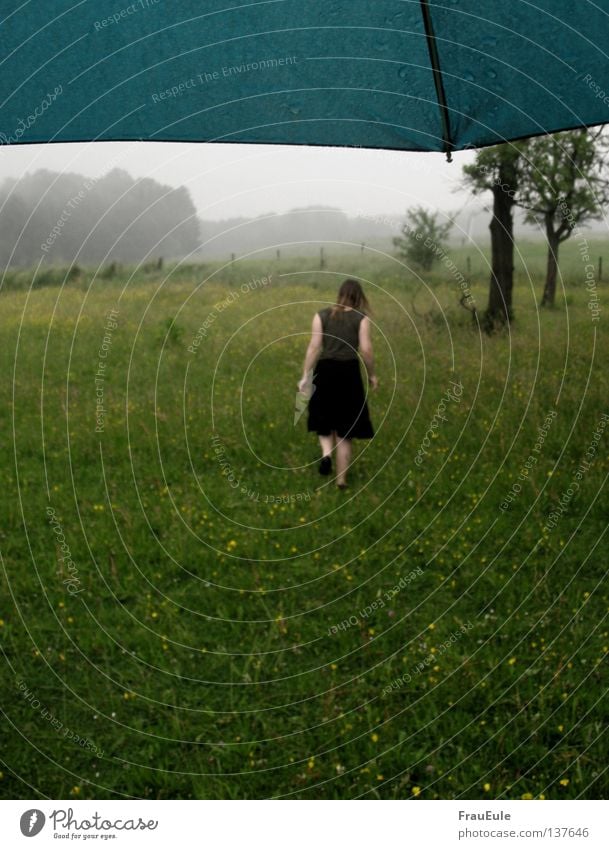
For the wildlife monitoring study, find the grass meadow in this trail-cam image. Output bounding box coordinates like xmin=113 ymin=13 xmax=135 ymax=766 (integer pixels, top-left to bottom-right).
xmin=1 ymin=238 xmax=608 ymax=800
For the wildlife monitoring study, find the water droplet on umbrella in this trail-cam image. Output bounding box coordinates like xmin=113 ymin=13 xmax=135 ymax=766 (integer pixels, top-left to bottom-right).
xmin=487 ymin=69 xmax=497 ymax=80
xmin=463 ymin=70 xmax=475 ymax=82
xmin=385 ymin=12 xmax=405 ymax=25
xmin=398 ymin=66 xmax=409 ymax=81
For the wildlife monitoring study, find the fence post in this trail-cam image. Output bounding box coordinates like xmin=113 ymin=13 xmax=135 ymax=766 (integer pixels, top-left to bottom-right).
xmin=320 ymin=247 xmax=325 ymax=269
xmin=599 ymin=256 xmax=603 ymax=282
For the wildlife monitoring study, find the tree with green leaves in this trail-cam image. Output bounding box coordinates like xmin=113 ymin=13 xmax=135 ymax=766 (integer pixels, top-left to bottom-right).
xmin=518 ymin=128 xmax=609 ymax=307
xmin=393 ymin=206 xmax=453 ymax=272
xmin=0 ymin=168 xmax=200 ymax=268
xmin=463 ymin=142 xmax=526 ymax=332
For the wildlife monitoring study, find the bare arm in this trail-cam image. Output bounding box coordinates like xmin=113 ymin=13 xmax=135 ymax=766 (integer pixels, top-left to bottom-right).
xmin=298 ymin=313 xmax=323 ymax=389
xmin=359 ymin=316 xmax=379 ymax=389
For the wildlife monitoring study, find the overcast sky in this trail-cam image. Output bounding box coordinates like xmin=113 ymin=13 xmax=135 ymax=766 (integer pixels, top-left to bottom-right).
xmin=0 ymin=141 xmax=481 ymax=222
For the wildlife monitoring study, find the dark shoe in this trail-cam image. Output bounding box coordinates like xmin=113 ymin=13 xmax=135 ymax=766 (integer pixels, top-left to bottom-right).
xmin=337 ymin=482 xmax=348 ymax=490
xmin=319 ymin=455 xmax=332 ymax=475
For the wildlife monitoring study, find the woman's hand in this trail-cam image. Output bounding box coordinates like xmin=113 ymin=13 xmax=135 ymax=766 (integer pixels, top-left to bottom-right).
xmin=369 ymin=374 xmax=379 ymax=391
xmin=297 ymin=376 xmax=309 ymax=393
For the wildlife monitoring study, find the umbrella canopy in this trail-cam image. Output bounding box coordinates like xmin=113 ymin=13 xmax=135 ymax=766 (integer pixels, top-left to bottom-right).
xmin=1 ymin=0 xmax=609 ymax=156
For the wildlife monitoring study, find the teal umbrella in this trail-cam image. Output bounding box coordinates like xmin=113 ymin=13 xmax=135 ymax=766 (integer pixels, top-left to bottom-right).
xmin=1 ymin=1 xmax=609 ymax=157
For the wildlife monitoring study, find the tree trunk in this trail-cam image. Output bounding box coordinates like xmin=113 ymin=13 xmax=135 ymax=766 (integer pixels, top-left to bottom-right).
xmin=485 ymin=180 xmax=515 ymax=332
xmin=541 ymin=229 xmax=559 ymax=307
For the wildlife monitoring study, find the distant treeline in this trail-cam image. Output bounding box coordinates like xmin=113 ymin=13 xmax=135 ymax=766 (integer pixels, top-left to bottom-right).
xmin=0 ymin=168 xmax=200 ymax=268
xmin=197 ymin=206 xmax=399 ymax=259
xmin=194 ymin=205 xmax=584 ymax=261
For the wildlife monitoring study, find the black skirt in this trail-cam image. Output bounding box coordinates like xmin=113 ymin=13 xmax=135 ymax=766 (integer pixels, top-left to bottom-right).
xmin=307 ymin=358 xmax=374 ymax=439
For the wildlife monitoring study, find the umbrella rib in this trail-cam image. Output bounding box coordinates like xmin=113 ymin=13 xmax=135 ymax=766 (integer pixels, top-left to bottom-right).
xmin=420 ymin=0 xmax=454 ymax=161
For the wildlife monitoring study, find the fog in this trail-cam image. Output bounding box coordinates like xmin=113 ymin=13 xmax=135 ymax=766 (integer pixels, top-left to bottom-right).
xmin=0 ymin=141 xmax=478 ymax=220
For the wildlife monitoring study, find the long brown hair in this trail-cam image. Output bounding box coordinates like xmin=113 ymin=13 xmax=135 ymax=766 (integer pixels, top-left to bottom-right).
xmin=330 ymin=278 xmax=371 ymax=318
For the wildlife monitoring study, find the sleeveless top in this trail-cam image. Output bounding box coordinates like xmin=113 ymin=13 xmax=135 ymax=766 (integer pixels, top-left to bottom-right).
xmin=318 ymin=306 xmax=364 ymax=361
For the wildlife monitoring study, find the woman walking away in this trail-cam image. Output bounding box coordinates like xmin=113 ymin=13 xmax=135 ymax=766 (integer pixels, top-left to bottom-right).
xmin=298 ymin=278 xmax=378 ymax=490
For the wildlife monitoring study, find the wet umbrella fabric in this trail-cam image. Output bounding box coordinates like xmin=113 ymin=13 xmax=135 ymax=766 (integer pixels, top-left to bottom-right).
xmin=1 ymin=1 xmax=609 ymax=154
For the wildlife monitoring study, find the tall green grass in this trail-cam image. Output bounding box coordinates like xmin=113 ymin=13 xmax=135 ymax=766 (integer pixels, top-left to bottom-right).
xmin=1 ymin=249 xmax=607 ymax=799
